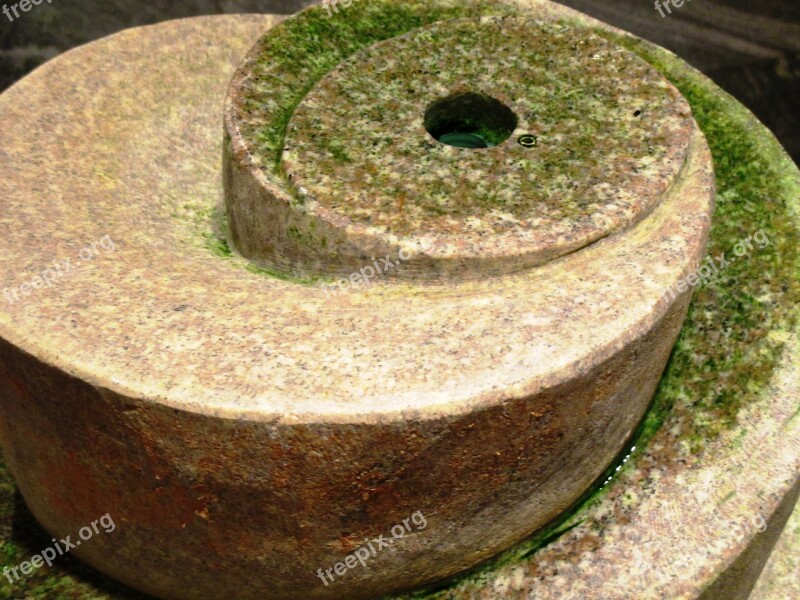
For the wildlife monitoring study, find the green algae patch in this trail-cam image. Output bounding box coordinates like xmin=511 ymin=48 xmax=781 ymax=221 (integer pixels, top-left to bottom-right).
xmin=187 ymin=200 xmax=329 ymax=287
xmin=244 ymin=262 xmax=328 ymax=286
xmin=608 ymin=32 xmax=800 ymax=452
xmin=233 ymin=0 xmax=523 ymax=172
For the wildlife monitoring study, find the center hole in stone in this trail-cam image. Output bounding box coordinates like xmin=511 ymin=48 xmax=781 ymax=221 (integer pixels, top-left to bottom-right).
xmin=424 ymin=92 xmax=518 ymax=149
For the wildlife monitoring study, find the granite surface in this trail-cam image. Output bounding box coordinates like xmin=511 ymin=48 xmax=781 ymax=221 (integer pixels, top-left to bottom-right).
xmin=280 ymin=17 xmax=691 ymax=274
xmin=751 ymin=498 xmax=800 ymax=599
xmin=0 ymin=0 xmax=796 ymax=599
xmin=0 ymin=0 xmax=716 ymax=595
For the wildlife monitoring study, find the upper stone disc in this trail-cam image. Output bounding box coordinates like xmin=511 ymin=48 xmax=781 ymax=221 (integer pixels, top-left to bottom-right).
xmin=228 ymin=16 xmax=694 ymax=281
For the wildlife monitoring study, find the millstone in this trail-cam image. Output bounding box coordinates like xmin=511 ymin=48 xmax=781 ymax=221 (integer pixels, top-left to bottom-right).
xmin=0 ymin=2 xmax=797 ymax=600
xmin=226 ymin=15 xmax=697 ymax=282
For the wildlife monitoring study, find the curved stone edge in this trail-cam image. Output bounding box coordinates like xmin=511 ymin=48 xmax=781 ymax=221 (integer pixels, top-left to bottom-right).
xmin=698 ymin=477 xmax=800 ymax=600
xmin=0 ymin=291 xmax=684 ymax=600
xmin=750 ymin=495 xmax=800 ymax=600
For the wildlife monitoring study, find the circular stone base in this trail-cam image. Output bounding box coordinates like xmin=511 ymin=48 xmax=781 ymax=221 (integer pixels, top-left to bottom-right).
xmin=0 ymin=2 xmax=797 ymax=600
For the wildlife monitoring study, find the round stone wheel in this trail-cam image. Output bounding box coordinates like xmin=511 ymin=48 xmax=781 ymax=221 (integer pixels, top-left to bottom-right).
xmin=0 ymin=2 xmax=797 ymax=600
xmin=225 ymin=14 xmax=701 ymax=282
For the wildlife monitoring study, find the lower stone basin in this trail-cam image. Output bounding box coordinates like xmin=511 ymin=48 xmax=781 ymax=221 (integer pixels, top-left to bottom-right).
xmin=0 ymin=1 xmax=797 ymax=600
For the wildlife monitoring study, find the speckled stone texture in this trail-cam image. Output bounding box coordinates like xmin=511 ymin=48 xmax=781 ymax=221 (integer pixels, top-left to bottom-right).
xmin=0 ymin=1 xmax=796 ymax=600
xmin=226 ymin=14 xmax=696 ymax=281
xmin=751 ymin=497 xmax=800 ymax=600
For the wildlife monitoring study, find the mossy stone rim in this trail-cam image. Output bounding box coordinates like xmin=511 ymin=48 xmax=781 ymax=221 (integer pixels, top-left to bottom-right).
xmin=229 ymin=14 xmax=696 ymax=280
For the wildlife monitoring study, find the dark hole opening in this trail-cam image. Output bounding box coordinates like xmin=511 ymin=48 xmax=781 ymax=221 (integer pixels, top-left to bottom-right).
xmin=424 ymin=92 xmax=518 ymax=149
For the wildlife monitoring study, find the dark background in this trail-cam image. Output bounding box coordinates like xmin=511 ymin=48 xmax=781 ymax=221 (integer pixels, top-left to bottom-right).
xmin=1 ymin=0 xmax=798 ymax=162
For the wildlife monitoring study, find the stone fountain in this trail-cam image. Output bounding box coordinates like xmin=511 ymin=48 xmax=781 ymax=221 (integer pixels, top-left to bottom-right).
xmin=0 ymin=1 xmax=797 ymax=599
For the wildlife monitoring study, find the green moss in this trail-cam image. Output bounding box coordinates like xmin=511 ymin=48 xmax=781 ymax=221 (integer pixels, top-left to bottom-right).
xmin=475 ymin=125 xmax=513 ymax=148
xmin=316 ymin=135 xmax=353 ymax=164
xmin=244 ymin=262 xmax=326 ymax=286
xmin=605 ymin=32 xmax=800 ymax=451
xmin=202 ymin=231 xmax=233 ymax=259
xmin=237 ymin=0 xmax=521 ymax=170
xmin=190 ymin=205 xmax=329 ymax=285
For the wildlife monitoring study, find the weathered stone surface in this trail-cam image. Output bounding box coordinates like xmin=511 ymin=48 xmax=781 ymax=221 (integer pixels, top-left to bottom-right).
xmin=0 ymin=1 xmax=796 ymax=599
xmin=751 ymin=496 xmax=800 ymax=600
xmin=228 ymin=15 xmax=695 ymax=280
